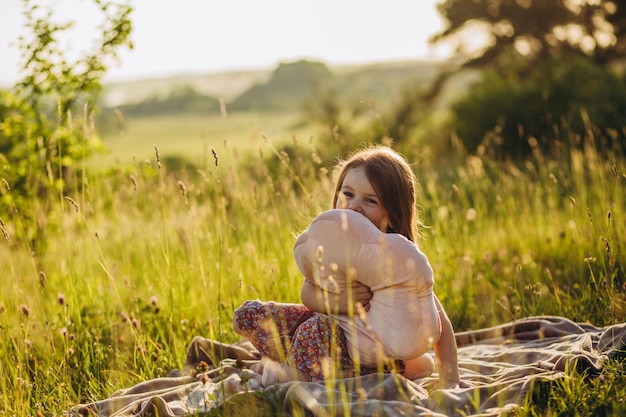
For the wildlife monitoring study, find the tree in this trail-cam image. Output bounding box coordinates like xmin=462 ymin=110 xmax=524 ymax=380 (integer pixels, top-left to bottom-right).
xmin=425 ymin=0 xmax=626 ymax=159
xmin=0 ymin=0 xmax=132 ymax=249
xmin=431 ymin=0 xmax=626 ymax=72
xmin=450 ymin=53 xmax=626 ymax=157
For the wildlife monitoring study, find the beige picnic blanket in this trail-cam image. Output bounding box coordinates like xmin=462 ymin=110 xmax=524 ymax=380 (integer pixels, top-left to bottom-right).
xmin=69 ymin=316 xmax=626 ymax=416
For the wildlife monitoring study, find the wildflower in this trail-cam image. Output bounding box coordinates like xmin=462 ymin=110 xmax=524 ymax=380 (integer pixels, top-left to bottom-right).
xmin=58 ymin=293 xmax=66 ymax=306
xmin=466 ymin=208 xmax=477 ymax=222
xmin=150 ymin=296 xmax=158 ymax=306
xmin=20 ymin=304 xmax=30 ymax=317
xmin=196 ymin=361 xmax=210 ymax=374
xmin=24 ymin=339 xmax=33 ymax=350
xmin=132 ymin=318 xmax=140 ymax=329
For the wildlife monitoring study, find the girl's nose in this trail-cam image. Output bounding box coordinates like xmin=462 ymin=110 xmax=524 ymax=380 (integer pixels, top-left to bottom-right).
xmin=347 ymin=200 xmax=362 ymax=213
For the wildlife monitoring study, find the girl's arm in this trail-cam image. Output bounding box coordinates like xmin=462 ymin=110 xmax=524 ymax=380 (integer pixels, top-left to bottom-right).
xmin=300 ymin=279 xmax=372 ymax=315
xmin=432 ymin=295 xmax=461 ymax=387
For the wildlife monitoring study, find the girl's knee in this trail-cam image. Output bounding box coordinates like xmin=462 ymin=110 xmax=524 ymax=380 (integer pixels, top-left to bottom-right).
xmin=232 ymin=300 xmax=265 ymax=335
xmin=403 ymin=354 xmax=435 ymax=380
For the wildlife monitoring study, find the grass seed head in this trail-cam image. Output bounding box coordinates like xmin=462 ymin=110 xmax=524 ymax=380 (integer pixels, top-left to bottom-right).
xmin=211 ymin=147 xmax=219 ymax=167
xmin=129 ymin=175 xmax=138 ymax=191
xmin=177 ymin=180 xmax=188 ymax=196
xmin=39 ymin=271 xmax=47 ymax=287
xmin=64 ymin=196 xmax=79 ymax=213
xmin=316 ymin=245 xmax=324 ymax=263
xmin=1 ymin=224 xmax=9 ymax=240
xmin=154 ymin=145 xmax=161 ymax=169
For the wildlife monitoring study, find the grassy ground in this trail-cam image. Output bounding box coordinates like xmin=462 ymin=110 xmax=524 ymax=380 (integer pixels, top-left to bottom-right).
xmin=93 ymin=111 xmax=318 ymax=169
xmin=0 ymin=113 xmax=625 ymax=415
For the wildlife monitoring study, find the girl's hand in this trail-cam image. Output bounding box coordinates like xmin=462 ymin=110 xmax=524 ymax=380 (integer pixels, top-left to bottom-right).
xmin=351 ymin=281 xmax=373 ymax=312
xmin=301 ymin=280 xmax=372 ymax=315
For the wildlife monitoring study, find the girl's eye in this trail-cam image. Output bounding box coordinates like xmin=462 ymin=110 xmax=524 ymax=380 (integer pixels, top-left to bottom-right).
xmin=365 ymin=198 xmax=378 ymax=205
xmin=342 ymin=191 xmax=354 ymax=198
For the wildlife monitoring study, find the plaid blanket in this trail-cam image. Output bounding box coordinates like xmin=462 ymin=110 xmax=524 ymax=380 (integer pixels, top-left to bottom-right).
xmin=69 ymin=316 xmax=626 ymax=416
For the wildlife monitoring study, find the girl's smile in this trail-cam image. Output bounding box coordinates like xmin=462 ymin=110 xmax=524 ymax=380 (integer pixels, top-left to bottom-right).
xmin=335 ymin=166 xmax=392 ymax=232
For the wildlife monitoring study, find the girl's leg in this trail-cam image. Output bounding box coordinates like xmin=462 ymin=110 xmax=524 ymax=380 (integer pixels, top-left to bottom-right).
xmin=288 ymin=314 xmax=355 ymax=381
xmin=403 ymin=354 xmax=435 ymax=380
xmin=232 ymin=300 xmax=313 ymax=361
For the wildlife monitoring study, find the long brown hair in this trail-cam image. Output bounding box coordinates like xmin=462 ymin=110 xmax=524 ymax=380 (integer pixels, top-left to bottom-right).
xmin=331 ymin=145 xmax=420 ymax=242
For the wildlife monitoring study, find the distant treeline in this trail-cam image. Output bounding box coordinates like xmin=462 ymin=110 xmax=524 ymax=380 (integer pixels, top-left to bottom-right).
xmin=103 ymin=60 xmax=445 ymax=117
xmin=111 ymin=86 xmax=221 ymax=116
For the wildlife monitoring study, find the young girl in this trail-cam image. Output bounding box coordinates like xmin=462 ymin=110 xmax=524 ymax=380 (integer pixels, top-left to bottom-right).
xmin=233 ymin=146 xmax=460 ymax=387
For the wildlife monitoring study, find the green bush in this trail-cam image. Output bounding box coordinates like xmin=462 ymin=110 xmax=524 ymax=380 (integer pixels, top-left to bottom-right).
xmin=0 ymin=0 xmax=132 ymax=252
xmin=449 ymin=53 xmax=626 ymax=159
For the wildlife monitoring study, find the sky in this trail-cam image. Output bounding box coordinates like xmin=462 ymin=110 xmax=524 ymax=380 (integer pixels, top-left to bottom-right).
xmin=0 ymin=0 xmax=451 ymax=86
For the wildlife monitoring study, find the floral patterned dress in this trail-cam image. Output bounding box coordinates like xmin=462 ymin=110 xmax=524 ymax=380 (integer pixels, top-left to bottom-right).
xmin=233 ymin=299 xmax=387 ymax=381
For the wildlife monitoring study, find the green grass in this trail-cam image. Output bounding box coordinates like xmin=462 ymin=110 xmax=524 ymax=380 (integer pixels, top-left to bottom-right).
xmin=93 ymin=111 xmax=318 ymax=169
xmin=0 ymin=113 xmax=625 ymax=416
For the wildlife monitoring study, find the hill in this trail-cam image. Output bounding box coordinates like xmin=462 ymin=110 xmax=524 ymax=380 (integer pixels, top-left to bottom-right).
xmin=101 ymin=59 xmax=450 ymax=113
xmin=102 ymin=69 xmax=272 ymax=107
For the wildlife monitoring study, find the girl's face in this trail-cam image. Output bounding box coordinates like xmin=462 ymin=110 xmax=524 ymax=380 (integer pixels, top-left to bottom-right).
xmin=335 ymin=166 xmax=391 ymax=232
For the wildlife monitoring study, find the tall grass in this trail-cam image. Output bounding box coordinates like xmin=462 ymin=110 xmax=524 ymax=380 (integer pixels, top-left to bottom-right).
xmin=415 ymin=137 xmax=625 ymax=331
xmin=0 ymin=121 xmax=624 ymax=415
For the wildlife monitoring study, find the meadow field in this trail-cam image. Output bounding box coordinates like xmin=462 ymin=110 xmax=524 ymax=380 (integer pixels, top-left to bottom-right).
xmin=0 ymin=111 xmax=625 ymax=416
